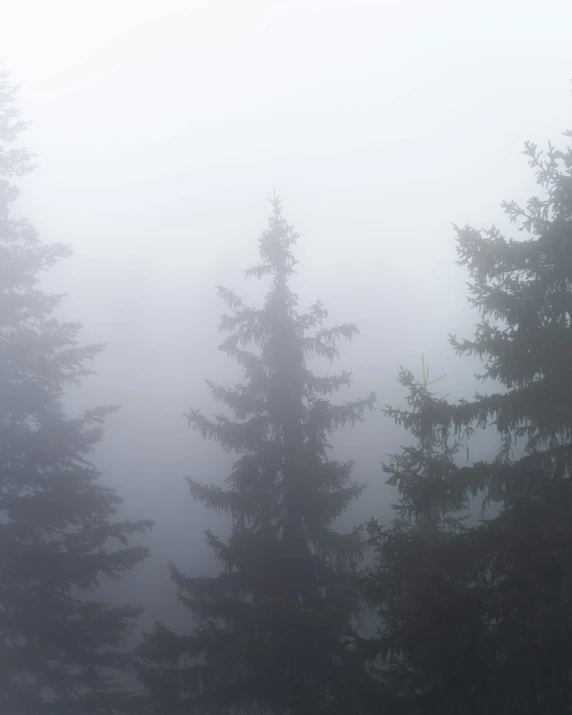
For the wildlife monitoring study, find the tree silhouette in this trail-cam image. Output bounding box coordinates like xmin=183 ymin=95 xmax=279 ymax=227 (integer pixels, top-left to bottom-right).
xmin=0 ymin=73 xmax=153 ymax=714
xmin=363 ymin=110 xmax=572 ymax=714
xmin=137 ymin=197 xmax=383 ymax=715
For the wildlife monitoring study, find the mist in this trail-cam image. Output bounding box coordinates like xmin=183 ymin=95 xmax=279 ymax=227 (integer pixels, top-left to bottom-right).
xmin=2 ymin=0 xmax=572 ymax=709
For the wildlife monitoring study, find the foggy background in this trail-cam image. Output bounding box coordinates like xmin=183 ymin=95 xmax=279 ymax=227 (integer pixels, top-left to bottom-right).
xmin=1 ymin=0 xmax=570 ymax=650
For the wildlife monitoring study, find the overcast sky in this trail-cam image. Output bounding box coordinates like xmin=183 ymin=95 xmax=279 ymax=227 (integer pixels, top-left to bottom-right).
xmin=1 ymin=0 xmax=571 ymax=628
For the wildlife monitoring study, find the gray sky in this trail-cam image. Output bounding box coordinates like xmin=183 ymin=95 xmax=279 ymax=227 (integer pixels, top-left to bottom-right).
xmin=1 ymin=0 xmax=571 ymax=628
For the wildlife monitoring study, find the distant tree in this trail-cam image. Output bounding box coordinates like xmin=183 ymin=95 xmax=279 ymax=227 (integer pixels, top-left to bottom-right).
xmin=0 ymin=73 xmax=153 ymax=714
xmin=136 ymin=197 xmax=385 ymax=715
xmin=362 ymin=113 xmax=572 ymax=713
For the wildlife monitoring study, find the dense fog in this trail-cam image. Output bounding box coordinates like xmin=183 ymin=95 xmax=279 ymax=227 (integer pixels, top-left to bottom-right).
xmin=2 ymin=0 xmax=564 ymax=632
xmin=2 ymin=0 xmax=572 ymax=710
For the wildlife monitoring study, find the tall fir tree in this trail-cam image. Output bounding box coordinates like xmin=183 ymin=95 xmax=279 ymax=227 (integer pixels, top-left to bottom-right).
xmin=0 ymin=73 xmax=153 ymax=714
xmin=362 ymin=105 xmax=572 ymax=714
xmin=136 ymin=197 xmax=384 ymax=715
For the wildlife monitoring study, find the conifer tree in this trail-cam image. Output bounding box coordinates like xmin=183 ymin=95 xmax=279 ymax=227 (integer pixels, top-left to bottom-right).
xmin=0 ymin=73 xmax=153 ymax=714
xmin=363 ymin=109 xmax=572 ymax=713
xmin=360 ymin=363 xmax=492 ymax=715
xmin=137 ymin=197 xmax=382 ymax=715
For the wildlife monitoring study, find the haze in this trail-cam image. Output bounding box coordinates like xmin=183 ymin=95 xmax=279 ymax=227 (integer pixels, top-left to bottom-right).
xmin=2 ymin=0 xmax=570 ymax=666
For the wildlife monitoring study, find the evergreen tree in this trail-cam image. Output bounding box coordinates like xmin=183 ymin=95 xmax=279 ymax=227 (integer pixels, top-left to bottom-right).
xmin=360 ymin=362 xmax=492 ymax=715
xmin=137 ymin=197 xmax=383 ymax=715
xmin=0 ymin=73 xmax=153 ymax=714
xmin=363 ymin=110 xmax=572 ymax=713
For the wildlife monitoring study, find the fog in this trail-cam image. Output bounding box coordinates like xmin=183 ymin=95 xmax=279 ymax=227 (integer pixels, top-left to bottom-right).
xmin=2 ymin=0 xmax=571 ymax=683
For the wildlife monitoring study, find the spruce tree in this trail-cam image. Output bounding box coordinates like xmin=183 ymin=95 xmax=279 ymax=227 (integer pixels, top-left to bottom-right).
xmin=0 ymin=73 xmax=153 ymax=714
xmin=360 ymin=363 xmax=492 ymax=715
xmin=137 ymin=197 xmax=382 ymax=715
xmin=363 ymin=109 xmax=572 ymax=713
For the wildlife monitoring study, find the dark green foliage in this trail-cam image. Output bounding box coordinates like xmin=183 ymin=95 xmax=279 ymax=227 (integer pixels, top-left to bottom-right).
xmin=137 ymin=198 xmax=382 ymax=714
xmin=359 ymin=364 xmax=494 ymax=714
xmin=362 ymin=116 xmax=572 ymax=713
xmin=0 ymin=73 xmax=153 ymax=714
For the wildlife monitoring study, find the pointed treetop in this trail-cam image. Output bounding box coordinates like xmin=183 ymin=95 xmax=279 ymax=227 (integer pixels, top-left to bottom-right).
xmin=244 ymin=192 xmax=299 ymax=282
